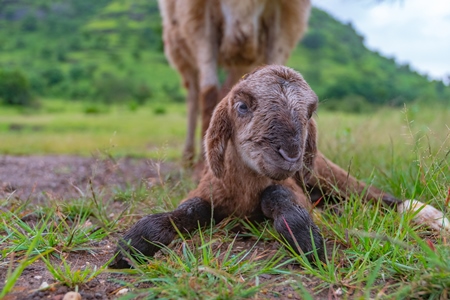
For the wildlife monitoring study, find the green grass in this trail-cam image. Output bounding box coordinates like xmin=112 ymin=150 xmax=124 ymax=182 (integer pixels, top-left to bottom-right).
xmin=0 ymin=100 xmax=189 ymax=159
xmin=0 ymin=101 xmax=449 ymax=298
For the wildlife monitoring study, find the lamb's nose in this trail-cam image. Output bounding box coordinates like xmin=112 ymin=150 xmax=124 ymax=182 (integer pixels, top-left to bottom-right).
xmin=279 ymin=148 xmax=301 ymax=163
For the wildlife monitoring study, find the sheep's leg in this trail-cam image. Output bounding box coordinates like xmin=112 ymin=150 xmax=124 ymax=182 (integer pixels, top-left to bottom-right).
xmin=308 ymin=151 xmax=401 ymax=207
xmin=110 ymin=197 xmax=213 ymax=269
xmin=200 ymin=85 xmax=219 ymax=148
xmin=198 ymin=56 xmax=219 ymax=155
xmin=260 ymin=185 xmax=324 ymax=261
xmin=183 ymin=71 xmax=200 ymax=165
xmin=196 ymin=25 xmax=219 ymax=158
xmin=193 ymin=81 xmax=218 ymax=176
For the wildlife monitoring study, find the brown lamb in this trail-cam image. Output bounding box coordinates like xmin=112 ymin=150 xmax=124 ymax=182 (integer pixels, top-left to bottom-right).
xmin=158 ymin=0 xmax=312 ymax=163
xmin=110 ymin=65 xmax=403 ymax=269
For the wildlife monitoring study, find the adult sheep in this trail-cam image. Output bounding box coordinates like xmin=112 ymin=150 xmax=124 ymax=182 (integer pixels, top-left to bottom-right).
xmin=158 ymin=0 xmax=311 ymax=163
xmin=110 ymin=65 xmax=449 ymax=269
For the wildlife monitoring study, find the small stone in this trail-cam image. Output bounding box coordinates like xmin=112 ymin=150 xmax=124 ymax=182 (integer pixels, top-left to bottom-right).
xmin=34 ymin=275 xmax=42 ymax=280
xmin=116 ymin=288 xmax=129 ymax=295
xmin=260 ymin=274 xmax=272 ymax=279
xmin=335 ymin=287 xmax=343 ymax=296
xmin=62 ymin=291 xmax=82 ymax=300
xmin=83 ymin=220 xmax=93 ymax=227
xmin=39 ymin=281 xmax=49 ymax=289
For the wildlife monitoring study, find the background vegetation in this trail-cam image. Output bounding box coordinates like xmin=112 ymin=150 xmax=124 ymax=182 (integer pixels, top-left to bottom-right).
xmin=0 ymin=0 xmax=448 ymax=113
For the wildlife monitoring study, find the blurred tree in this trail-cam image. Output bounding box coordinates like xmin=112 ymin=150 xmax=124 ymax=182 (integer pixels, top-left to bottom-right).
xmin=132 ymin=83 xmax=153 ymax=104
xmin=69 ymin=65 xmax=86 ymax=81
xmin=21 ymin=14 xmax=38 ymax=32
xmin=42 ymin=68 xmax=65 ymax=86
xmin=0 ymin=70 xmax=33 ymax=106
xmin=303 ymin=31 xmax=326 ymax=50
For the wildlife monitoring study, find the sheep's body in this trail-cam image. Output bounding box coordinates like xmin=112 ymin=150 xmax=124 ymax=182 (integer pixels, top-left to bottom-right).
xmin=158 ymin=0 xmax=311 ymax=162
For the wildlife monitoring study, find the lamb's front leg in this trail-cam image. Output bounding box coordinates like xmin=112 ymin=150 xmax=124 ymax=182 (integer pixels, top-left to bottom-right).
xmin=110 ymin=197 xmax=213 ymax=269
xmin=260 ymin=185 xmax=324 ymax=262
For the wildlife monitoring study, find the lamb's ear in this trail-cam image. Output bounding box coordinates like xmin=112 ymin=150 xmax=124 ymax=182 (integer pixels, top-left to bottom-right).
xmin=205 ymin=98 xmax=232 ymax=178
xmin=300 ymin=118 xmax=317 ymax=184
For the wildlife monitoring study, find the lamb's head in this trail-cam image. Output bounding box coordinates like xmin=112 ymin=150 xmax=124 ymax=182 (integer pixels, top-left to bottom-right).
xmin=205 ymin=65 xmax=318 ymax=182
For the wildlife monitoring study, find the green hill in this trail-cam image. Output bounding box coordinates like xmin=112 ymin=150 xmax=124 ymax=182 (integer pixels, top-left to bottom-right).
xmin=288 ymin=9 xmax=450 ymax=111
xmin=0 ymin=0 xmax=448 ymax=111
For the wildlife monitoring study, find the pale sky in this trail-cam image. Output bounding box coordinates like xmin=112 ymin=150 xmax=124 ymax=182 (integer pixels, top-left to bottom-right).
xmin=313 ymin=0 xmax=450 ymax=83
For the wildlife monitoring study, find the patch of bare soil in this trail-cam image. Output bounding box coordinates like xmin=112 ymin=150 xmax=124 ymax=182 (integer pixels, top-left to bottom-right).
xmin=0 ymin=155 xmax=331 ymax=299
xmin=0 ymin=155 xmax=174 ymax=203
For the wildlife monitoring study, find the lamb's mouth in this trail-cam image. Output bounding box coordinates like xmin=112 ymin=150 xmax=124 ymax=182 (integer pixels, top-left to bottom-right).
xmin=261 ymin=158 xmax=297 ymax=181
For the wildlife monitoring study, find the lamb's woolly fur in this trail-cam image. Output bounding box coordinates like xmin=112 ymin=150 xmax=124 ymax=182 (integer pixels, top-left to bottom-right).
xmin=110 ymin=66 xmax=449 ymax=269
xmin=192 ymin=66 xmax=317 ymax=216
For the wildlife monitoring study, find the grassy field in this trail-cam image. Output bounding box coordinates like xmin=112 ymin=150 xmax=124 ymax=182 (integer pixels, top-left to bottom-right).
xmin=0 ymin=100 xmax=188 ymax=159
xmin=1 ymin=101 xmax=449 ymax=298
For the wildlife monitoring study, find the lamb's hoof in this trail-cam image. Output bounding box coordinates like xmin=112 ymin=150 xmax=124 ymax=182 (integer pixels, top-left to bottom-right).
xmin=398 ymin=199 xmax=449 ymax=232
xmin=260 ymin=185 xmax=325 ymax=261
xmin=108 ymin=213 xmax=176 ymax=269
xmin=109 ymin=253 xmax=133 ymax=269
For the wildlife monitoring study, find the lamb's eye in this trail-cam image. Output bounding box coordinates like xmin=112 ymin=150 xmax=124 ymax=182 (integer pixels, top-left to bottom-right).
xmin=236 ymin=102 xmax=249 ymax=115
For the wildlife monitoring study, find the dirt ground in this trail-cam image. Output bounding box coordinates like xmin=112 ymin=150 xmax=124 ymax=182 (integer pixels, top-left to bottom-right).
xmin=0 ymin=155 xmax=175 ymax=299
xmin=0 ymin=155 xmax=331 ymax=300
xmin=0 ymin=155 xmax=175 ymax=203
